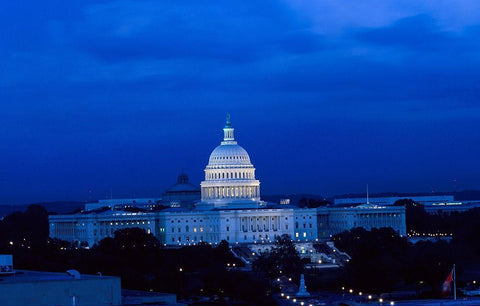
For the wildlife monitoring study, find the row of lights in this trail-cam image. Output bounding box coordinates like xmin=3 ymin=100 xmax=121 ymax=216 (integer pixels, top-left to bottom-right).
xmin=279 ymin=293 xmax=313 ymax=306
xmin=342 ymin=287 xmax=395 ymax=305
xmin=408 ymin=231 xmax=452 ymax=237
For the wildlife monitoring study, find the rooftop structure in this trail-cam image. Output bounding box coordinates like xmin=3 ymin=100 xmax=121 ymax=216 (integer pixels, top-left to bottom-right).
xmin=0 ymin=269 xmax=121 ymax=306
xmin=162 ymin=171 xmax=200 ymax=208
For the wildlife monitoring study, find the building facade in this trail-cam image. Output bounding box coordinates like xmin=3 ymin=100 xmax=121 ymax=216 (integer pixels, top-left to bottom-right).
xmin=49 ymin=116 xmax=406 ymax=247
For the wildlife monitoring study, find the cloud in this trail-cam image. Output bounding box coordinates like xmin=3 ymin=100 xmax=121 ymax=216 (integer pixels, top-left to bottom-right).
xmin=355 ymin=14 xmax=454 ymax=51
xmin=74 ymin=0 xmax=314 ymax=63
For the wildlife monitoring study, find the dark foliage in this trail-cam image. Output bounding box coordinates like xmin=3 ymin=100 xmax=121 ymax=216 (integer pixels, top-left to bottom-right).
xmin=298 ymin=198 xmax=331 ymax=208
xmin=252 ymin=234 xmax=304 ymax=279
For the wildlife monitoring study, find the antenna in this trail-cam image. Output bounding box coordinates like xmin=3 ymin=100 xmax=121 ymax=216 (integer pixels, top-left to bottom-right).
xmin=366 ymin=184 xmax=369 ymax=205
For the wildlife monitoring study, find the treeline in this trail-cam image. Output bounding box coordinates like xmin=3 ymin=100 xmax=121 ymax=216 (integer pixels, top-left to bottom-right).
xmin=0 ymin=205 xmax=276 ymax=305
xmin=298 ymin=198 xmax=331 ymax=208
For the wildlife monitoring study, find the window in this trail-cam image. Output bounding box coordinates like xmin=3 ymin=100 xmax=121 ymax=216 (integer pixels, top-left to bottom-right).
xmin=226 ymin=226 xmax=230 ymax=232
xmin=295 ymin=233 xmax=299 ymax=238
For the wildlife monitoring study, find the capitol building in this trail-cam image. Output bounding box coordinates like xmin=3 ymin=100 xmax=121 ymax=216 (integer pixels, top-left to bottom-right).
xmin=49 ymin=116 xmax=406 ymax=247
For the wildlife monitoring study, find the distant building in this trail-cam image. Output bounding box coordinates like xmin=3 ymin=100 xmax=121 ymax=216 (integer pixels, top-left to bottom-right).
xmin=333 ymin=195 xmax=455 ymax=206
xmin=162 ymin=171 xmax=201 ymax=208
xmin=85 ymin=198 xmax=162 ymax=212
xmin=50 ymin=116 xmax=406 ymax=247
xmin=317 ymin=204 xmax=406 ymax=238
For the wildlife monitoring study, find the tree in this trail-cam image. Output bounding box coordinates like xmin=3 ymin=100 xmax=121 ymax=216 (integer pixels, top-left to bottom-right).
xmin=253 ymin=234 xmax=304 ymax=279
xmin=0 ymin=204 xmax=49 ymax=251
xmin=95 ymin=227 xmax=161 ymax=252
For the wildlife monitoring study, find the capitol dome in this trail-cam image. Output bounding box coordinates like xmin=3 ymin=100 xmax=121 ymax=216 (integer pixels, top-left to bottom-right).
xmin=200 ymin=115 xmax=261 ymax=207
xmin=208 ymin=144 xmax=251 ymax=166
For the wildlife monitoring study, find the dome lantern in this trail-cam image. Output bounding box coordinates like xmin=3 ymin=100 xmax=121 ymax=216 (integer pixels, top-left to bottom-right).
xmin=222 ymin=113 xmax=236 ymax=144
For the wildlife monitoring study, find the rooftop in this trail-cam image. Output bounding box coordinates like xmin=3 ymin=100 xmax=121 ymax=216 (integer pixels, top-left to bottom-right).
xmin=0 ymin=270 xmax=117 ymax=284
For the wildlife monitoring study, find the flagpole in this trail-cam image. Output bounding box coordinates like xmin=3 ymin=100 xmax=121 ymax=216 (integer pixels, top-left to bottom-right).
xmin=454 ymin=264 xmax=457 ymax=300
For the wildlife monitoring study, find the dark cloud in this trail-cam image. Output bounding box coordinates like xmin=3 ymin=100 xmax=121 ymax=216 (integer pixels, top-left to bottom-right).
xmin=355 ymin=14 xmax=453 ymax=50
xmin=74 ymin=0 xmax=313 ymax=63
xmin=1 ymin=1 xmax=480 ymax=203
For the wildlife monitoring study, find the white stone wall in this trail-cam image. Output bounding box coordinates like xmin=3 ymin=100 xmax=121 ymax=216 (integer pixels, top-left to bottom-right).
xmin=49 ymin=205 xmax=406 ymax=246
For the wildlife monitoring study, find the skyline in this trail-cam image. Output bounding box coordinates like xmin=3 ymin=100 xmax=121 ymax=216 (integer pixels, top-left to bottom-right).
xmin=1 ymin=1 xmax=480 ymax=204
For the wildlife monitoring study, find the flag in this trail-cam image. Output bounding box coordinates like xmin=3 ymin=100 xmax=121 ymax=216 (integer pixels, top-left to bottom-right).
xmin=442 ymin=268 xmax=454 ymax=295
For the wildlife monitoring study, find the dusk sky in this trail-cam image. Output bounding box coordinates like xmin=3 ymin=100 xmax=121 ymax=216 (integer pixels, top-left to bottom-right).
xmin=1 ymin=1 xmax=480 ymax=204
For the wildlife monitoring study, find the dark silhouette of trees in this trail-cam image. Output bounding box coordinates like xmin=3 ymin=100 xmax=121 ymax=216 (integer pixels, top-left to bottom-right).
xmin=299 ymin=198 xmax=331 ymax=208
xmin=0 ymin=205 xmax=49 ymax=251
xmin=95 ymin=227 xmax=161 ymax=252
xmin=253 ymin=234 xmax=304 ymax=279
xmin=333 ymin=227 xmax=458 ymax=295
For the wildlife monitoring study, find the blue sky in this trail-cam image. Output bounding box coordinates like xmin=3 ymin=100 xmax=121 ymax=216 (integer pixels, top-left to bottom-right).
xmin=1 ymin=1 xmax=480 ymax=204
